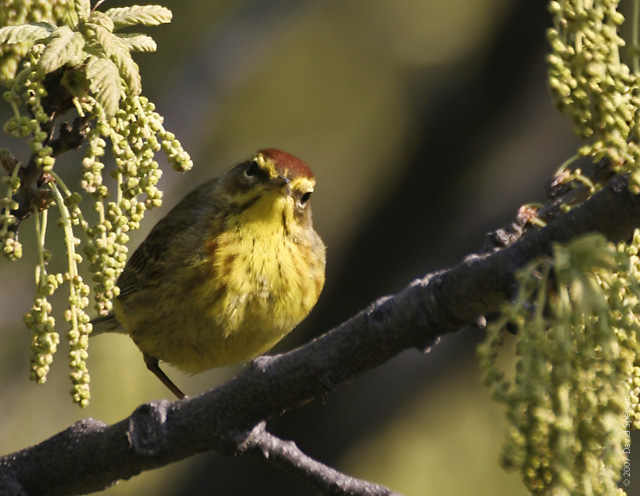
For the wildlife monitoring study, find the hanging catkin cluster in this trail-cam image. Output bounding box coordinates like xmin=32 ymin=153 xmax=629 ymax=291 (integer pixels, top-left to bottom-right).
xmin=0 ymin=0 xmax=192 ymax=406
xmin=478 ymin=1 xmax=640 ymax=494
xmin=479 ymin=234 xmax=640 ymax=496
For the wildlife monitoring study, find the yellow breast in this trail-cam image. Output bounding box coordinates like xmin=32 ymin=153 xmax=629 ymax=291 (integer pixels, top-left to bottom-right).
xmin=201 ymin=194 xmax=324 ymax=345
xmin=123 ymin=192 xmax=325 ymax=373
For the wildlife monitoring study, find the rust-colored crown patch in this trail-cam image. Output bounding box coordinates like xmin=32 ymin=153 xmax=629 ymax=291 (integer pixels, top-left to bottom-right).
xmin=259 ymin=149 xmax=314 ymax=180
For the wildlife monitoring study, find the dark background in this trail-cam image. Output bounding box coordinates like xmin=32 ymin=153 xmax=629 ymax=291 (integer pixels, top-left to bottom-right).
xmin=2 ymin=1 xmax=635 ymax=495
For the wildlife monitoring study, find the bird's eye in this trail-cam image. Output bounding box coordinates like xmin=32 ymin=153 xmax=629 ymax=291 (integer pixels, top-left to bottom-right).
xmin=300 ymin=192 xmax=312 ymax=205
xmin=245 ymin=160 xmax=260 ymax=177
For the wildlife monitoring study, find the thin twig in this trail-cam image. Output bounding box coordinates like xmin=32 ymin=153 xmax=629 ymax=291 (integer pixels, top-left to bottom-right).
xmin=239 ymin=422 xmax=399 ymax=496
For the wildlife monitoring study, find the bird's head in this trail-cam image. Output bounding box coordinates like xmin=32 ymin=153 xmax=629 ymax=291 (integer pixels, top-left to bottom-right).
xmin=222 ymin=149 xmax=317 ymax=230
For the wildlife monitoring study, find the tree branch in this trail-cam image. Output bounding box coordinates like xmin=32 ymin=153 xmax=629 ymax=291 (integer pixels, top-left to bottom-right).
xmin=239 ymin=422 xmax=399 ymax=496
xmin=1 ymin=175 xmax=640 ymax=495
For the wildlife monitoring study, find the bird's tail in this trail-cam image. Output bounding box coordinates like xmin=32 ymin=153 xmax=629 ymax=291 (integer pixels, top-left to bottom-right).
xmin=90 ymin=313 xmax=122 ymax=335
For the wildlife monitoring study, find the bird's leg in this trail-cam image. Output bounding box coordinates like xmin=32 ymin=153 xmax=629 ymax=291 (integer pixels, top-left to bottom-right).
xmin=143 ymin=353 xmax=187 ymax=400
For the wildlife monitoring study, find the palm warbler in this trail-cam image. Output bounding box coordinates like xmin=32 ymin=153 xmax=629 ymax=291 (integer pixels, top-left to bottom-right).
xmin=92 ymin=149 xmax=326 ymax=399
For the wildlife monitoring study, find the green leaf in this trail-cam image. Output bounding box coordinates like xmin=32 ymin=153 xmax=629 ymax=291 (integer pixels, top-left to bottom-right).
xmin=89 ymin=24 xmax=117 ymax=59
xmin=111 ymin=38 xmax=141 ymax=95
xmin=86 ymin=55 xmax=122 ymax=117
xmin=87 ymin=11 xmax=115 ymax=32
xmin=74 ymin=0 xmax=91 ymax=22
xmin=119 ymin=52 xmax=141 ymax=94
xmin=66 ymin=32 xmax=87 ymax=67
xmin=105 ymin=5 xmax=172 ymax=31
xmin=38 ymin=26 xmax=84 ymax=74
xmin=115 ymin=33 xmax=157 ymax=52
xmin=88 ymin=24 xmax=142 ymax=95
xmin=0 ymin=22 xmax=55 ymax=45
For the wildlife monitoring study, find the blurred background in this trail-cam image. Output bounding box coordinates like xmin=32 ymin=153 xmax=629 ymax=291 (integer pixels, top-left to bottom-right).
xmin=2 ymin=0 xmax=636 ymax=495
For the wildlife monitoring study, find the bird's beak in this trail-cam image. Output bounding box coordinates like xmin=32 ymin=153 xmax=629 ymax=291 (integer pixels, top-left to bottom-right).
xmin=266 ymin=175 xmax=291 ymax=195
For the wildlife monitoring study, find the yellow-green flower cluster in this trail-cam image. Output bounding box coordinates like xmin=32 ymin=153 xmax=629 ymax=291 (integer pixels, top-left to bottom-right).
xmin=83 ymin=93 xmax=192 ymax=317
xmin=479 ymin=233 xmax=640 ymax=496
xmin=617 ymin=230 xmax=640 ymax=427
xmin=0 ymin=149 xmax=21 ymax=259
xmin=24 ymin=209 xmax=60 ymax=385
xmin=66 ymin=270 xmax=91 ymax=407
xmin=547 ymin=0 xmax=640 ymax=169
xmin=3 ymin=48 xmax=55 ymax=169
xmin=26 ymin=293 xmax=59 ymax=383
xmin=52 ymin=180 xmax=92 ymax=407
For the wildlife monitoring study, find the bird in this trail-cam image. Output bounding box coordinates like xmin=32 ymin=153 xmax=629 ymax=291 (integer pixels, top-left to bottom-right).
xmin=91 ymin=149 xmax=326 ymax=399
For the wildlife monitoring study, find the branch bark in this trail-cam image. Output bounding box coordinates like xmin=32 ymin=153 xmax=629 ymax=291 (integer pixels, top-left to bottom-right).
xmin=1 ymin=175 xmax=640 ymax=495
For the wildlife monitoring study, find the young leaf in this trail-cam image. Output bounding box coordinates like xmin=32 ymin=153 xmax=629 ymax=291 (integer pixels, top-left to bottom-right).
xmin=111 ymin=39 xmax=141 ymax=95
xmin=88 ymin=25 xmax=142 ymax=95
xmin=66 ymin=32 xmax=88 ymax=67
xmin=0 ymin=23 xmax=55 ymax=45
xmin=38 ymin=26 xmax=83 ymax=74
xmin=87 ymin=11 xmax=115 ymax=32
xmin=74 ymin=0 xmax=91 ymax=22
xmin=89 ymin=24 xmax=117 ymax=59
xmin=105 ymin=5 xmax=172 ymax=31
xmin=86 ymin=55 xmax=122 ymax=117
xmin=115 ymin=33 xmax=157 ymax=53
